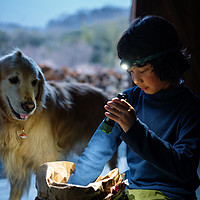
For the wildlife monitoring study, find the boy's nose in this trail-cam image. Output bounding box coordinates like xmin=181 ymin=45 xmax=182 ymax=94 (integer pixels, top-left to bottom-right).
xmin=132 ymin=73 xmax=142 ymax=85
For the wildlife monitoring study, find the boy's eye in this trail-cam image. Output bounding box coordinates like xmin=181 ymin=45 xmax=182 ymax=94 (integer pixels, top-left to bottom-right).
xmin=139 ymin=70 xmax=146 ymax=73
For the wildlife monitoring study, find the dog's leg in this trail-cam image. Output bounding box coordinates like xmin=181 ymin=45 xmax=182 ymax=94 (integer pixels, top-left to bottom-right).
xmin=9 ymin=184 xmax=23 ymax=200
xmin=9 ymin=175 xmax=31 ymax=200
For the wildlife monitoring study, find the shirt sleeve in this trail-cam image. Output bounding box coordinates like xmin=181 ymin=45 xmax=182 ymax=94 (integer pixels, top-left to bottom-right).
xmin=67 ymin=120 xmax=123 ymax=186
xmin=121 ymin=108 xmax=200 ymax=183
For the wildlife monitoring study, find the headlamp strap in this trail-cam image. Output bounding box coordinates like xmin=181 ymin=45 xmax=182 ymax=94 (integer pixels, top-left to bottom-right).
xmin=122 ymin=47 xmax=178 ymax=68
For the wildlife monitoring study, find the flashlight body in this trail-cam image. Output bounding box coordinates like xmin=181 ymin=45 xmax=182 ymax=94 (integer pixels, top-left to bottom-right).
xmin=99 ymin=93 xmax=127 ymax=134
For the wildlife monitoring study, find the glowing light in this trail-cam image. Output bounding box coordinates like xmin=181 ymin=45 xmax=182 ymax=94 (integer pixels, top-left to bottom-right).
xmin=121 ymin=63 xmax=129 ymax=70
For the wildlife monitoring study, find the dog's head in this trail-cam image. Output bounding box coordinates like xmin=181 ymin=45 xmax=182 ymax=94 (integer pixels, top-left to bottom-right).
xmin=0 ymin=50 xmax=46 ymax=121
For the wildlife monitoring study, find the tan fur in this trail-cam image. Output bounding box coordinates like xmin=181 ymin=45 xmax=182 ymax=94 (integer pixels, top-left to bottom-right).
xmin=0 ymin=50 xmax=108 ymax=200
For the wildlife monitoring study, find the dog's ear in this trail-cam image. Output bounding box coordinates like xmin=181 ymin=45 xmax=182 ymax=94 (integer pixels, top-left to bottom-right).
xmin=36 ymin=68 xmax=47 ymax=108
xmin=0 ymin=51 xmax=9 ymax=73
xmin=0 ymin=49 xmax=22 ymax=71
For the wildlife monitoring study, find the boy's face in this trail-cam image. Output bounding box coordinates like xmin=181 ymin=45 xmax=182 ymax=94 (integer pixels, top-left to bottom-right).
xmin=127 ymin=64 xmax=170 ymax=94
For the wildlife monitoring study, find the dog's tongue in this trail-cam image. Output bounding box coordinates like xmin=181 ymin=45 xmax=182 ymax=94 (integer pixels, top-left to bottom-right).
xmin=20 ymin=114 xmax=29 ymax=120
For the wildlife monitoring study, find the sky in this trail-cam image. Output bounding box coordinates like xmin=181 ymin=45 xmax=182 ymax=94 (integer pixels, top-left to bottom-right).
xmin=0 ymin=0 xmax=131 ymax=28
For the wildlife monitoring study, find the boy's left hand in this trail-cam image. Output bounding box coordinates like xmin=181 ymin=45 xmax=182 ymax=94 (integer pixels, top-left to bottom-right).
xmin=104 ymin=97 xmax=137 ymax=133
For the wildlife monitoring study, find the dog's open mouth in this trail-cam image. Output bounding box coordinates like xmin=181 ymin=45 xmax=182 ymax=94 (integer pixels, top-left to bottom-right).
xmin=7 ymin=97 xmax=29 ymax=120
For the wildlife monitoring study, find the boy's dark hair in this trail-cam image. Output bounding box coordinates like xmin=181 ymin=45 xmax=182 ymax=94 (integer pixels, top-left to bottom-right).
xmin=117 ymin=15 xmax=190 ymax=82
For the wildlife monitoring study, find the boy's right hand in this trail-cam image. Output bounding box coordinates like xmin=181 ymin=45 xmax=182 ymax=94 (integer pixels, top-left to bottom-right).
xmin=104 ymin=97 xmax=137 ymax=133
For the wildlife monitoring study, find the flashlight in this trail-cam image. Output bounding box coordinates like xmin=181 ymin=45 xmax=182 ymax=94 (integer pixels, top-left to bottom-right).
xmin=99 ymin=93 xmax=128 ymax=134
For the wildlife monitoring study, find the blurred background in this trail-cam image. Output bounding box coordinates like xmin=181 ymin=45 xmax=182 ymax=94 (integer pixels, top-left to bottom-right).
xmin=0 ymin=0 xmax=132 ymax=100
xmin=0 ymin=0 xmax=200 ymax=199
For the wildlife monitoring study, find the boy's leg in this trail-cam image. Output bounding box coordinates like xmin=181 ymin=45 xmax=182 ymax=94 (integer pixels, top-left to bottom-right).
xmin=113 ymin=189 xmax=171 ymax=200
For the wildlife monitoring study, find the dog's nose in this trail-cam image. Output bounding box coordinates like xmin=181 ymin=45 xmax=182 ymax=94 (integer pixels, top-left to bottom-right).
xmin=21 ymin=102 xmax=35 ymax=113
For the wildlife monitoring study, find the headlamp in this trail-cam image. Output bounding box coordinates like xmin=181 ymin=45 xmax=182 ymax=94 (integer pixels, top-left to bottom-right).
xmin=120 ymin=48 xmax=177 ymax=70
xmin=120 ymin=60 xmax=133 ymax=70
xmin=120 ymin=59 xmax=146 ymax=70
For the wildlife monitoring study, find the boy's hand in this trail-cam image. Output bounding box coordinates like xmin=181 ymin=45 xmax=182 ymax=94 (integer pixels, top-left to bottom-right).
xmin=104 ymin=97 xmax=137 ymax=133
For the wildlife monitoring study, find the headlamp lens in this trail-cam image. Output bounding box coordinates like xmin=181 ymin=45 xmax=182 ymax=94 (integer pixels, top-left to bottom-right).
xmin=120 ymin=60 xmax=132 ymax=70
xmin=121 ymin=63 xmax=130 ymax=70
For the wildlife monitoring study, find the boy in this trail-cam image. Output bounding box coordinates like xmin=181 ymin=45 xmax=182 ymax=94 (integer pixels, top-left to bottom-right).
xmin=68 ymin=15 xmax=200 ymax=200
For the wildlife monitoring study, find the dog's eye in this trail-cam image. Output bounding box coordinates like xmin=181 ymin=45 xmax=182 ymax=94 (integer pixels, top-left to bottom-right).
xmin=31 ymin=80 xmax=37 ymax=86
xmin=9 ymin=76 xmax=19 ymax=84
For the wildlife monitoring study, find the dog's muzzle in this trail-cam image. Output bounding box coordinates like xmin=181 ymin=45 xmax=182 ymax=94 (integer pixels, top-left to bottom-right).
xmin=7 ymin=97 xmax=35 ymax=120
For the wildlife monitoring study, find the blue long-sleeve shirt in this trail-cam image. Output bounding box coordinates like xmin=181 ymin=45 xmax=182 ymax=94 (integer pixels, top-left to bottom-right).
xmin=68 ymin=82 xmax=200 ymax=200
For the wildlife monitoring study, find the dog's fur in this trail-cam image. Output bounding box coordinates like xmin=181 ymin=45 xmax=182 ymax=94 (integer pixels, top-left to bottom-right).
xmin=0 ymin=50 xmax=110 ymax=200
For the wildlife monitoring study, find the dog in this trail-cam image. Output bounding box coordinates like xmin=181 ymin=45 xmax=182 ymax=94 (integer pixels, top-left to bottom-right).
xmin=0 ymin=50 xmax=115 ymax=200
